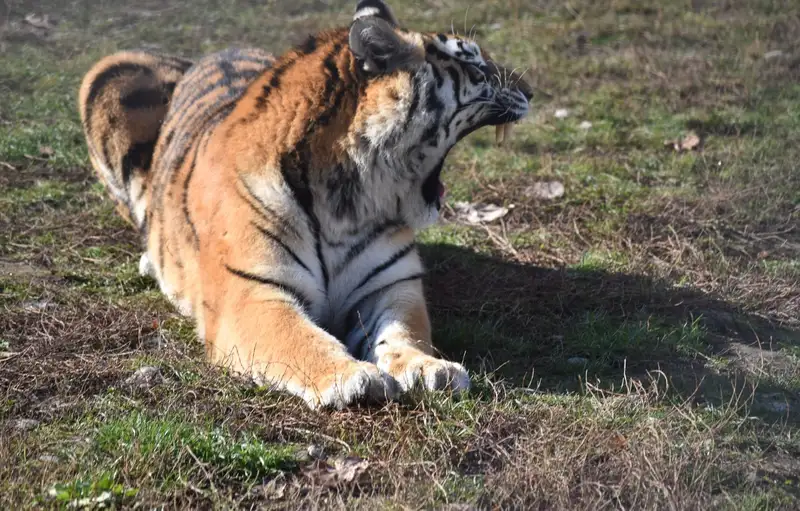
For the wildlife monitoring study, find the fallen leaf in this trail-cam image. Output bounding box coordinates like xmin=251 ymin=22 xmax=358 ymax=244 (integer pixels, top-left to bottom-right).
xmin=302 ymin=456 xmax=370 ymax=488
xmin=665 ymin=131 xmax=701 ymax=152
xmin=579 ymin=120 xmax=593 ymax=130
xmin=0 ymin=352 xmax=21 ymax=362
xmin=554 ymin=108 xmax=570 ymax=119
xmin=24 ymin=14 xmax=55 ymax=30
xmin=10 ymin=418 xmax=40 ymax=431
xmin=258 ymin=473 xmax=288 ymax=500
xmin=681 ymin=132 xmax=701 ymax=150
xmin=124 ymin=366 xmax=164 ymax=389
xmin=453 ymin=202 xmax=510 ymax=224
xmin=609 ymin=433 xmax=628 ymax=451
xmin=38 ymin=145 xmax=55 ymax=158
xmin=525 ymin=181 xmax=565 ymax=200
xmin=22 ymin=299 xmax=51 ymax=312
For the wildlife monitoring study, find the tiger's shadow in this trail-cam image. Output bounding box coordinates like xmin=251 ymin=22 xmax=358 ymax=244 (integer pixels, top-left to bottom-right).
xmin=419 ymin=243 xmax=800 ymax=422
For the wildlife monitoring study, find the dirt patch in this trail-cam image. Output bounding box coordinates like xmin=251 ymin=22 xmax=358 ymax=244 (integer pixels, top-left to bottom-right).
xmin=0 ymin=166 xmax=90 ymax=189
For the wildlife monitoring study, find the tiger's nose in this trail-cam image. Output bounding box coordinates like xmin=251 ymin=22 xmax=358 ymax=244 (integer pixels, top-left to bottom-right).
xmin=519 ymin=83 xmax=534 ymax=102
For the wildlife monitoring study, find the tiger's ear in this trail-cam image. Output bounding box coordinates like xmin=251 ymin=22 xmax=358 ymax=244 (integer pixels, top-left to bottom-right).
xmin=349 ymin=16 xmax=417 ymax=75
xmin=354 ymin=0 xmax=399 ymax=27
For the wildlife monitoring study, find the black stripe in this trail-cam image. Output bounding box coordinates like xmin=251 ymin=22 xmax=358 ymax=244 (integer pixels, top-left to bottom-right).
xmin=142 ymin=53 xmax=192 ymax=71
xmin=120 ymin=140 xmax=156 ymax=184
xmin=354 ymin=243 xmax=416 ymax=291
xmin=85 ymin=62 xmax=154 ymax=118
xmin=326 ymin=163 xmax=362 ymax=219
xmin=297 ymin=35 xmax=318 ymax=54
xmin=120 ymin=88 xmax=168 ymax=109
xmin=350 ymin=307 xmax=390 ymax=355
xmin=225 ymin=265 xmax=311 ymax=308
xmin=167 ymin=73 xmax=259 ymax=140
xmin=430 ymin=64 xmax=444 ymax=88
xmin=346 ymin=273 xmax=424 ymax=332
xmin=255 ymin=57 xmax=296 ymax=110
xmin=237 ymin=178 xmax=303 ymax=239
xmin=445 ymin=67 xmax=463 ymax=107
xmin=152 ymin=107 xmax=230 ymax=275
xmin=333 ymin=220 xmax=401 ymax=276
xmin=135 ymin=181 xmax=147 ymax=202
xmin=401 ymin=74 xmax=422 ymax=134
xmin=253 ymin=223 xmax=313 ymax=275
xmin=317 ymin=44 xmax=345 ymax=126
xmin=421 ymin=82 xmax=444 ymax=143
xmin=181 ymin=140 xmax=202 ymax=250
xmin=279 ymin=143 xmax=327 ymax=291
xmin=426 ymin=44 xmax=453 ymax=62
xmin=99 ymin=134 xmax=115 ymax=182
xmin=168 ymin=51 xmax=270 ymax=113
xmin=163 ymin=81 xmax=178 ymax=98
xmin=316 ymin=236 xmax=329 ymax=291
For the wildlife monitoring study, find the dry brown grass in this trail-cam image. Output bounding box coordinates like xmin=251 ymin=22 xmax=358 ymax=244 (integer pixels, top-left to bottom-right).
xmin=1 ymin=0 xmax=799 ymax=508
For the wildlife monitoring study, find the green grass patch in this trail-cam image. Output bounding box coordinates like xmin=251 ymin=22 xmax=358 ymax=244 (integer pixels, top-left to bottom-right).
xmin=93 ymin=412 xmax=298 ymax=484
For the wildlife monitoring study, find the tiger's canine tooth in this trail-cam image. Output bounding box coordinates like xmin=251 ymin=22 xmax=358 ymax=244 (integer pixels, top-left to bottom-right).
xmin=496 ymin=124 xmax=505 ymax=146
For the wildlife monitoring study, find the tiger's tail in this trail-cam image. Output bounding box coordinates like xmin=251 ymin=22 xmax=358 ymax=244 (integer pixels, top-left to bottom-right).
xmin=78 ymin=50 xmax=192 ymax=230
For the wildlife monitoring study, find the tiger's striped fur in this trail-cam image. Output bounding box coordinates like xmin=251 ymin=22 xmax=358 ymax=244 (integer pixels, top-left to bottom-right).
xmin=79 ymin=0 xmax=532 ymax=409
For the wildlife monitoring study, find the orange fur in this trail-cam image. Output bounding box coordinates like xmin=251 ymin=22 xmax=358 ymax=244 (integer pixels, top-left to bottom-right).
xmin=79 ymin=1 xmax=532 ymax=408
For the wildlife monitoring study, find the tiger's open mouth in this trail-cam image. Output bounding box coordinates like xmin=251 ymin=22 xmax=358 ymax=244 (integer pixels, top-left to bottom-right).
xmin=421 ymin=121 xmax=520 ymax=211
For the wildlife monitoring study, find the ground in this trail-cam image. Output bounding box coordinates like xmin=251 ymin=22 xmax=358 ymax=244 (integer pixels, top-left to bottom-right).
xmin=1 ymin=0 xmax=799 ymax=508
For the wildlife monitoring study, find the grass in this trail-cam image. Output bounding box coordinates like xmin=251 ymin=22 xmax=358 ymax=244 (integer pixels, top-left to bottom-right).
xmin=1 ymin=0 xmax=800 ymax=508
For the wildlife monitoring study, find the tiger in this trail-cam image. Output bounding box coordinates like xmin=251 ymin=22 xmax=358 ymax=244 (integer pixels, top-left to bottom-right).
xmin=78 ymin=0 xmax=532 ymax=409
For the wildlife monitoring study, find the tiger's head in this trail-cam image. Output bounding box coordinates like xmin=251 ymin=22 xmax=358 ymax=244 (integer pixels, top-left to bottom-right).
xmin=345 ymin=0 xmax=533 ymax=228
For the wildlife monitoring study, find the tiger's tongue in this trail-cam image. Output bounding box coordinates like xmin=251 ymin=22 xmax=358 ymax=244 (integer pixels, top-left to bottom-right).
xmin=495 ymin=123 xmax=516 ymax=146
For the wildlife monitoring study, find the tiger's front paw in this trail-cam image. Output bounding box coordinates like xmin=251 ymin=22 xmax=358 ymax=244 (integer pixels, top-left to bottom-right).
xmin=392 ymin=355 xmax=470 ymax=394
xmin=307 ymin=361 xmax=399 ymax=410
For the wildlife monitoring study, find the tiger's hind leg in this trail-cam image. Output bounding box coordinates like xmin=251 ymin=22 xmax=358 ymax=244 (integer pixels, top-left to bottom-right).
xmin=78 ymin=50 xmax=192 ymax=230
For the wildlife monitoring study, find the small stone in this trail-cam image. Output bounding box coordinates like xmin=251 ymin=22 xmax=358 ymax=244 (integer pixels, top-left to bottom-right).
xmin=22 ymin=300 xmax=51 ymax=312
xmin=11 ymin=418 xmax=40 ymax=431
xmin=576 ymin=32 xmax=588 ymax=52
xmin=567 ymin=357 xmax=588 ymax=366
xmin=307 ymin=444 xmax=325 ymax=459
xmin=525 ymin=181 xmax=565 ymax=200
xmin=554 ymin=108 xmax=570 ymax=119
xmin=124 ymin=366 xmax=164 ymax=389
xmin=39 ymin=455 xmax=59 ymax=463
xmin=579 ymin=121 xmax=593 ymax=130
